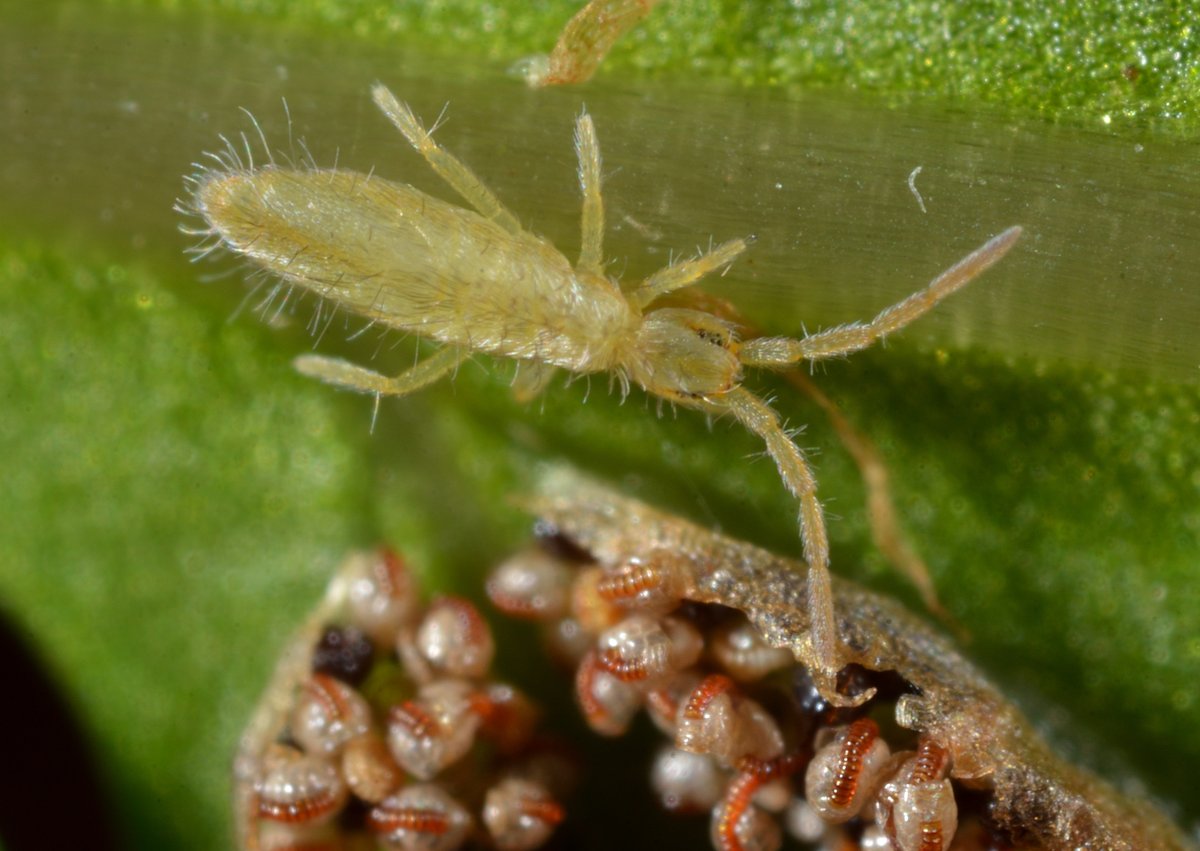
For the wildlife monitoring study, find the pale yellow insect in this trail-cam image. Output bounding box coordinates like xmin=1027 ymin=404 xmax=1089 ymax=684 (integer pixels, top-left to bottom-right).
xmin=182 ymin=83 xmax=1022 ymax=705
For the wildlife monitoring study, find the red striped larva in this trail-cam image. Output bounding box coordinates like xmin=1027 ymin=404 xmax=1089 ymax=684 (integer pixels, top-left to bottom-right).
xmin=482 ymin=777 xmax=566 ymax=851
xmin=183 ymin=84 xmax=1022 ymax=706
xmin=368 ymin=784 xmax=472 ymax=851
xmin=676 ymin=674 xmax=784 ymax=767
xmin=574 ymin=648 xmax=643 ymax=736
xmin=644 ymin=670 xmax=703 ymax=736
xmin=676 ymin=673 xmax=736 ymax=755
xmin=386 ymin=679 xmax=482 ymax=779
xmin=595 ymin=614 xmax=703 ymax=686
xmin=486 ymin=547 xmax=574 ymax=621
xmin=712 ymin=778 xmax=782 ymax=851
xmin=289 ymin=674 xmax=372 ymax=757
xmin=414 ymin=596 xmax=495 ymax=679
xmin=571 ymin=566 xmax=626 ymax=634
xmin=711 ymin=755 xmax=801 ymax=851
xmin=596 ymin=553 xmax=692 ymax=613
xmin=804 ymin=718 xmax=892 ymax=823
xmin=875 ymin=738 xmax=956 ymax=851
xmin=344 ymin=546 xmax=420 ymax=645
xmin=253 ymin=746 xmax=348 ymax=827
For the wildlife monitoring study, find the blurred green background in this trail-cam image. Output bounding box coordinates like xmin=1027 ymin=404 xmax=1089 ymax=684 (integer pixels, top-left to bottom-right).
xmin=0 ymin=1 xmax=1197 ymax=848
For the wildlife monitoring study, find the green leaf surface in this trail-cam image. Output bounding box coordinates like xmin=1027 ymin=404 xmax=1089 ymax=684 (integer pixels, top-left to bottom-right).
xmin=113 ymin=0 xmax=1200 ymax=133
xmin=1 ymin=1 xmax=1198 ymax=849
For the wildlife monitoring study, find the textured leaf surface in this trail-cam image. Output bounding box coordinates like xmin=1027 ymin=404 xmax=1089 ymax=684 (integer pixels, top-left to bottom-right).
xmin=119 ymin=0 xmax=1200 ymax=132
xmin=1 ymin=2 xmax=1197 ymax=849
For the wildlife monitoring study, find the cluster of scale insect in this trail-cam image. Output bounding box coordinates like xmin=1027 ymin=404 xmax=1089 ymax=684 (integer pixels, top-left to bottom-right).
xmin=487 ymin=536 xmax=972 ymax=851
xmin=244 ymin=547 xmax=569 ymax=851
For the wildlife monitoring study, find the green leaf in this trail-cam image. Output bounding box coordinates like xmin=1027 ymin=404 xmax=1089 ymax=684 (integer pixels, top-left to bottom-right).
xmin=109 ymin=0 xmax=1200 ymax=132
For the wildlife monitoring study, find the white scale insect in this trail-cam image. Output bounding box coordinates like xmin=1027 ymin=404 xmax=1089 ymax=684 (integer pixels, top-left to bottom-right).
xmin=181 ymin=83 xmax=1022 ymax=705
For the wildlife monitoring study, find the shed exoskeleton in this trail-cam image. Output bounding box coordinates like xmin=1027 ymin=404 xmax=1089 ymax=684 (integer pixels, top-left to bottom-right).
xmin=184 ymin=83 xmax=1022 ymax=705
